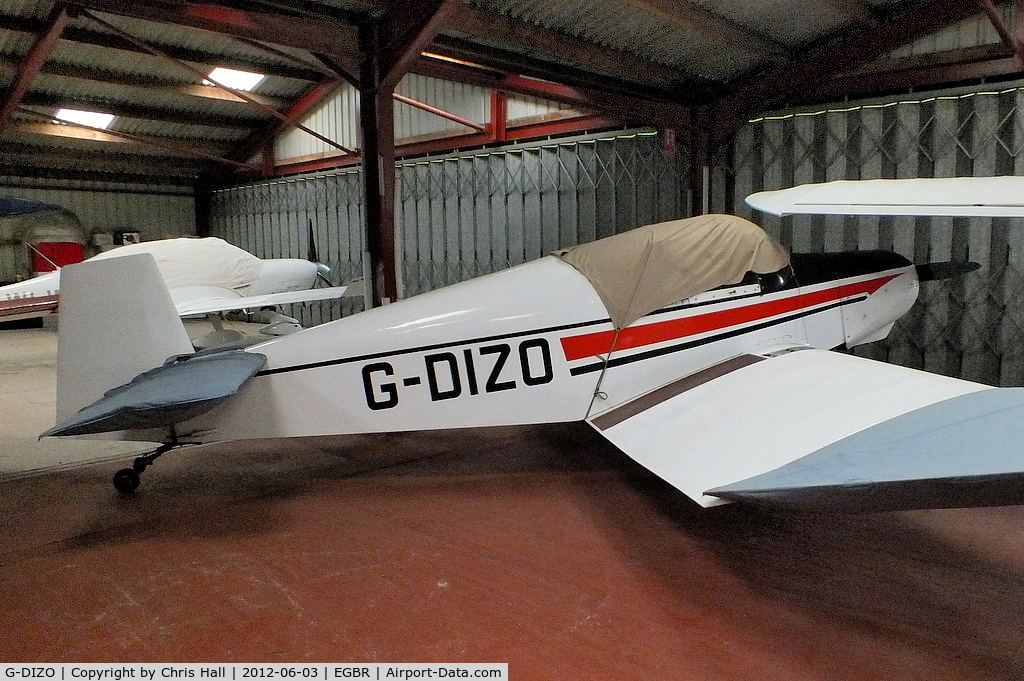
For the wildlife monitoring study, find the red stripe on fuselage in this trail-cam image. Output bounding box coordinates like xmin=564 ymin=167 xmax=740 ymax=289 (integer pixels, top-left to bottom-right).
xmin=559 ymin=273 xmax=901 ymax=361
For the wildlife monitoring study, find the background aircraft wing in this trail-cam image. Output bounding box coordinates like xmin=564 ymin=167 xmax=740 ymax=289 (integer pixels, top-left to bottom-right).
xmin=171 ymin=285 xmax=348 ymax=317
xmin=746 ymin=176 xmax=1024 ymax=216
xmin=0 ymin=295 xmax=59 ymax=321
xmin=588 ymin=348 xmax=1024 ymax=510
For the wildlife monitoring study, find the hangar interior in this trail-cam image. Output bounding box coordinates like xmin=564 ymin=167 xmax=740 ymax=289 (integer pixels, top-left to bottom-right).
xmin=4 ymin=0 xmax=1024 ymax=675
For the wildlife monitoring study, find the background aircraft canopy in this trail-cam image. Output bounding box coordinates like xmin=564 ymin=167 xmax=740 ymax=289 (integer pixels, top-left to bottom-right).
xmin=91 ymin=237 xmax=263 ymax=292
xmin=557 ymin=214 xmax=789 ymax=329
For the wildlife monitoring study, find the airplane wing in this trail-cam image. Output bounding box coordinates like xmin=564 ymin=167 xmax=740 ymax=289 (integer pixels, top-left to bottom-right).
xmin=170 ymin=285 xmax=348 ymax=317
xmin=746 ymin=176 xmax=1024 ymax=217
xmin=0 ymin=285 xmax=349 ymax=322
xmin=588 ymin=348 xmax=1024 ymax=511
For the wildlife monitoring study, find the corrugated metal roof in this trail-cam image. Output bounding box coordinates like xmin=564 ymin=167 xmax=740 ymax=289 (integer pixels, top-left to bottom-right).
xmin=0 ymin=0 xmax=1017 ymax=188
xmin=690 ymin=0 xmax=850 ymax=47
xmin=889 ymin=5 xmax=1008 ymax=58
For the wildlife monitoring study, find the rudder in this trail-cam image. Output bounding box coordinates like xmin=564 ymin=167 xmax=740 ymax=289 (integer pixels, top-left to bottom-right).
xmin=55 ymin=253 xmax=194 ymax=422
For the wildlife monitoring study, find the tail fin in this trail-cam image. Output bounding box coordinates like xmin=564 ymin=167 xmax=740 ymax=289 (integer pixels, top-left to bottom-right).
xmin=55 ymin=253 xmax=194 ymax=422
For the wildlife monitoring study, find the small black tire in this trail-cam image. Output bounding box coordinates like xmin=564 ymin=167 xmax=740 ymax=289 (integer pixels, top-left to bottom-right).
xmin=113 ymin=468 xmax=140 ymax=494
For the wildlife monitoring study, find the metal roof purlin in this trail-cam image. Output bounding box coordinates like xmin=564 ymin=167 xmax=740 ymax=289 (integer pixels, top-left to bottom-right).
xmin=16 ymin=106 xmax=258 ymax=170
xmin=616 ymin=0 xmax=789 ymax=57
xmin=0 ymin=4 xmax=69 ymax=134
xmin=445 ymin=6 xmax=687 ymax=94
xmin=0 ymin=12 xmax=325 ymax=82
xmin=78 ymin=8 xmax=356 ymax=156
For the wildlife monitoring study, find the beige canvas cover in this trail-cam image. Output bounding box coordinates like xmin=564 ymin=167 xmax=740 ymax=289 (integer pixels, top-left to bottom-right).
xmin=91 ymin=237 xmax=264 ymax=292
xmin=557 ymin=214 xmax=789 ymax=329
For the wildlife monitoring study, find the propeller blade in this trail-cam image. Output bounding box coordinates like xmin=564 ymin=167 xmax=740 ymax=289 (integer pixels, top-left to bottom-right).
xmin=307 ymin=219 xmax=335 ymax=286
xmin=307 ymin=219 xmax=319 ymax=263
xmin=915 ymin=261 xmax=981 ymax=281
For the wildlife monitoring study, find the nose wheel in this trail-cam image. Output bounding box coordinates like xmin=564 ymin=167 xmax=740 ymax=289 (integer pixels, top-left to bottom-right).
xmin=112 ymin=442 xmax=176 ymax=494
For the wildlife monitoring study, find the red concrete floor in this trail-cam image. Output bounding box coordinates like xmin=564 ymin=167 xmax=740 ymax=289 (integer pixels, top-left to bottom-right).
xmin=1 ymin=423 xmax=1023 ymax=679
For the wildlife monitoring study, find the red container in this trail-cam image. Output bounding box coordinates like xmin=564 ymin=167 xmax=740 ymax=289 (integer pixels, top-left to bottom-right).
xmin=31 ymin=242 xmax=84 ymax=272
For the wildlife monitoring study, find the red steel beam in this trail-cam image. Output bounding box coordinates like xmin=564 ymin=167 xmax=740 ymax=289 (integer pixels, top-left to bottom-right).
xmin=413 ymin=55 xmax=690 ymax=133
xmin=976 ymin=0 xmax=1024 ymax=65
xmin=489 ymin=90 xmax=507 ymax=142
xmin=808 ymin=49 xmax=1022 ymax=105
xmin=226 ymin=76 xmax=348 ymax=168
xmin=66 ymin=0 xmax=361 ymax=68
xmin=263 ymin=114 xmax=620 ymax=178
xmin=393 ymin=92 xmax=486 ymax=132
xmin=360 ymin=0 xmax=461 ymax=306
xmin=359 ymin=23 xmax=399 ymax=307
xmin=0 ymin=4 xmax=69 ymax=133
xmin=379 ymin=0 xmax=462 ymax=92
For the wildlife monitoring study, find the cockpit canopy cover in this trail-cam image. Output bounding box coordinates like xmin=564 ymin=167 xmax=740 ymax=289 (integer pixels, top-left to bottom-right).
xmin=557 ymin=214 xmax=790 ymax=329
xmin=92 ymin=237 xmax=263 ymax=292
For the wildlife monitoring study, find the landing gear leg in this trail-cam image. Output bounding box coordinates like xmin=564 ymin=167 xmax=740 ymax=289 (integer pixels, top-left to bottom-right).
xmin=112 ymin=442 xmax=175 ymax=494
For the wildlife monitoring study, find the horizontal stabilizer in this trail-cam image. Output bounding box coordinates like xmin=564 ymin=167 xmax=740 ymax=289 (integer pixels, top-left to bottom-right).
xmin=746 ymin=177 xmax=1024 ymax=217
xmin=43 ymin=350 xmax=266 ymax=437
xmin=708 ymin=388 xmax=1024 ymax=511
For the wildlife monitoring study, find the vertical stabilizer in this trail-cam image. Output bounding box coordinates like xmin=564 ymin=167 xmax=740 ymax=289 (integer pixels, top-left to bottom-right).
xmin=56 ymin=253 xmax=194 ymax=421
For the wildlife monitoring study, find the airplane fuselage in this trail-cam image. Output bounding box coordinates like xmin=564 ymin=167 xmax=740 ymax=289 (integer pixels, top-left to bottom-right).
xmin=176 ymin=251 xmax=920 ymax=443
xmin=0 ymin=238 xmax=326 ymax=321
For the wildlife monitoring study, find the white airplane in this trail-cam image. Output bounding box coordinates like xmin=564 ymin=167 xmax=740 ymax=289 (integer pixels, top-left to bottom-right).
xmin=39 ymin=193 xmax=1024 ymax=510
xmin=0 ymin=236 xmax=348 ymax=332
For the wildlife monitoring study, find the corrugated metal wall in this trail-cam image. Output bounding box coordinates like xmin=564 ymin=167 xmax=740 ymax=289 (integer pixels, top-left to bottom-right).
xmin=0 ymin=181 xmax=195 ymax=280
xmin=398 ymin=130 xmax=690 ymax=293
xmin=0 ymin=183 xmax=195 ymax=241
xmin=212 ymin=129 xmax=690 ymax=324
xmin=395 ymin=77 xmax=490 ymax=139
xmin=210 ymin=171 xmax=367 ymax=325
xmin=713 ymin=84 xmax=1024 ymax=386
xmin=275 ymin=87 xmax=361 ymax=162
